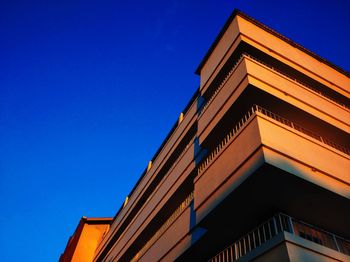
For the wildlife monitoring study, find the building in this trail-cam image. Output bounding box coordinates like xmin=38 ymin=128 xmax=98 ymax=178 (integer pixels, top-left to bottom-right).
xmin=60 ymin=217 xmax=112 ymax=262
xmin=61 ymin=9 xmax=350 ymax=262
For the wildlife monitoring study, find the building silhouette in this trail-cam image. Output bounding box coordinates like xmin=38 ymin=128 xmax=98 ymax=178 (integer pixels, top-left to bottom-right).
xmin=60 ymin=10 xmax=350 ymax=262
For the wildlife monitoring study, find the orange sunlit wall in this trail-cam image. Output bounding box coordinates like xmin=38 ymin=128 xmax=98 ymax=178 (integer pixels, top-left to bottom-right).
xmin=60 ymin=217 xmax=112 ymax=262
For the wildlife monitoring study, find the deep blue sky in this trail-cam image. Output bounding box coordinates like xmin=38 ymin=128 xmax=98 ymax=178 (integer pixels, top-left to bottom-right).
xmin=1 ymin=1 xmax=349 ymax=261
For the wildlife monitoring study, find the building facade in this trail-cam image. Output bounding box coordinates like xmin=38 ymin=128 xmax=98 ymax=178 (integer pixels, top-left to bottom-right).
xmin=61 ymin=10 xmax=350 ymax=262
xmin=60 ymin=217 xmax=112 ymax=262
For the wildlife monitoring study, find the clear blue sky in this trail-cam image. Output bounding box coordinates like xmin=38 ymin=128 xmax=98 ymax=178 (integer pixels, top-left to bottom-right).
xmin=1 ymin=0 xmax=349 ymax=261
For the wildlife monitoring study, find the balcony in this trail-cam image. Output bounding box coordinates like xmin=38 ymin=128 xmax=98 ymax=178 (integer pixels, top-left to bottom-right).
xmin=195 ymin=105 xmax=350 ymax=224
xmin=102 ymin=138 xmax=196 ymax=261
xmin=209 ymin=213 xmax=350 ymax=262
xmin=198 ymin=54 xmax=350 ymax=144
xmin=131 ymin=192 xmax=194 ymax=262
xmin=94 ymin=89 xmax=200 ymax=261
xmin=198 ymin=106 xmax=349 ymax=177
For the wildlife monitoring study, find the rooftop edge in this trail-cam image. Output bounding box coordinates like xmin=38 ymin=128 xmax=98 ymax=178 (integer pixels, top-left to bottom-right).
xmin=195 ymin=9 xmax=350 ymax=77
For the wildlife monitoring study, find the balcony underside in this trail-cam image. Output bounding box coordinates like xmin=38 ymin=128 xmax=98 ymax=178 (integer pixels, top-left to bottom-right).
xmin=179 ymin=163 xmax=350 ymax=261
xmin=195 ymin=114 xmax=349 ymax=217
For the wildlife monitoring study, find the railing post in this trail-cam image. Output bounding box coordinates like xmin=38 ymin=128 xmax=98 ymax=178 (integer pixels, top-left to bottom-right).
xmin=257 ymin=227 xmax=261 ymax=245
xmin=287 ymin=216 xmax=295 ymax=235
xmin=277 ymin=213 xmax=283 ymax=232
xmin=273 ymin=216 xmax=278 ymax=236
xmin=229 ymin=246 xmax=234 ymax=262
xmin=332 ymin=235 xmax=341 ymax=252
xmin=235 ymin=242 xmax=239 ymax=260
xmin=267 ymin=221 xmax=272 ymax=239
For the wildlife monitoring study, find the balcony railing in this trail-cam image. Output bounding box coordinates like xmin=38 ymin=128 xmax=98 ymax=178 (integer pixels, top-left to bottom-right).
xmin=209 ymin=213 xmax=350 ymax=262
xmin=198 ymin=105 xmax=350 ymax=175
xmin=200 ymin=53 xmax=349 ymax=117
xmin=130 ymin=192 xmax=194 ymax=262
xmin=244 ymin=53 xmax=350 ymax=110
xmin=200 ymin=54 xmax=246 ymax=114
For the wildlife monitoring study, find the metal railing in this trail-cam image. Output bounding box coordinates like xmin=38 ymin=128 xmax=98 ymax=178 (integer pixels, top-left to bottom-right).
xmin=290 ymin=216 xmax=350 ymax=256
xmin=243 ymin=53 xmax=349 ymax=110
xmin=336 ymin=236 xmax=350 ymax=256
xmin=209 ymin=213 xmax=350 ymax=262
xmin=209 ymin=214 xmax=284 ymax=262
xmin=131 ymin=192 xmax=194 ymax=262
xmin=198 ymin=105 xmax=350 ymax=175
xmin=255 ymin=106 xmax=350 ymax=155
xmin=197 ymin=105 xmax=257 ymax=175
xmin=200 ymin=55 xmax=246 ymax=115
xmin=200 ymin=53 xmax=349 ymax=117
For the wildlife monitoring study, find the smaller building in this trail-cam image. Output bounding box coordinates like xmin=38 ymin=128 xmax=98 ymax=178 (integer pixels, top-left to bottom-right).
xmin=60 ymin=217 xmax=112 ymax=262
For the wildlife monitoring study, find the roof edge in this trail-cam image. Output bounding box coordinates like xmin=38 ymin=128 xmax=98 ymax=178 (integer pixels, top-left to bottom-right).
xmin=195 ymin=9 xmax=241 ymax=75
xmin=195 ymin=9 xmax=350 ymax=77
xmin=81 ymin=216 xmax=113 ymax=225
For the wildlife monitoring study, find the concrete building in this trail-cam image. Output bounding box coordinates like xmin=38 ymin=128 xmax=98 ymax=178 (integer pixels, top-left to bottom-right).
xmin=61 ymin=10 xmax=350 ymax=261
xmin=60 ymin=217 xmax=112 ymax=262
